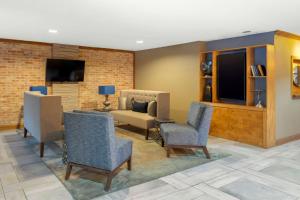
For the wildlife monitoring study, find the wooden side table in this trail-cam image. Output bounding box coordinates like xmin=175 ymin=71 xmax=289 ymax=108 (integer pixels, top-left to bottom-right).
xmin=154 ymin=118 xmax=175 ymax=147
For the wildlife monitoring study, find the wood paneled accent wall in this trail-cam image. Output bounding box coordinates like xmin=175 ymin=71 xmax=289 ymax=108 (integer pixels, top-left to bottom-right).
xmin=0 ymin=40 xmax=134 ymax=128
xmin=52 ymin=44 xmax=80 ymax=59
xmin=52 ymin=84 xmax=79 ymax=111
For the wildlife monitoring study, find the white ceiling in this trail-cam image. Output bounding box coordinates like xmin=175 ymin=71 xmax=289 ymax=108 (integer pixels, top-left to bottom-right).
xmin=0 ymin=0 xmax=300 ymax=51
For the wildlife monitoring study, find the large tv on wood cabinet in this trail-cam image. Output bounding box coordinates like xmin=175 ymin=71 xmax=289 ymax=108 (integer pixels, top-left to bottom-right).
xmin=217 ymin=50 xmax=246 ymax=104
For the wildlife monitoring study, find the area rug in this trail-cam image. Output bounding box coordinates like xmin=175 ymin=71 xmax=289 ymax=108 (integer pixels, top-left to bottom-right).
xmin=21 ymin=126 xmax=230 ymax=200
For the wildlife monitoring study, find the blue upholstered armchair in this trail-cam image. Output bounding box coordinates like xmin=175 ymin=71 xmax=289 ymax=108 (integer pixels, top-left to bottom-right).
xmin=63 ymin=112 xmax=133 ymax=191
xmin=160 ymin=102 xmax=213 ymax=158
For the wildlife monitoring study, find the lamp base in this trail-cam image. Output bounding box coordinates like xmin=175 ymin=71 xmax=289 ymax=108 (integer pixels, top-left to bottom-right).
xmin=102 ymin=95 xmax=111 ymax=111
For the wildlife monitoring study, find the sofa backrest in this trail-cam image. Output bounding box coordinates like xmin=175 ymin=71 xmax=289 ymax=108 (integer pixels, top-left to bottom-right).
xmin=63 ymin=112 xmax=117 ymax=170
xmin=24 ymin=91 xmax=62 ymax=142
xmin=120 ymin=89 xmax=170 ymax=119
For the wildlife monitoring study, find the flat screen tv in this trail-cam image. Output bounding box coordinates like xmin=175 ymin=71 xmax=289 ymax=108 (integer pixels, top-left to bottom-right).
xmin=46 ymin=59 xmax=85 ymax=82
xmin=217 ymin=51 xmax=246 ymax=104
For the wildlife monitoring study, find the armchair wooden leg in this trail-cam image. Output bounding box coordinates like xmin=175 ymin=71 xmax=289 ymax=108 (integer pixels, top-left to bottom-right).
xmin=145 ymin=129 xmax=149 ymax=140
xmin=202 ymin=146 xmax=211 ymax=159
xmin=65 ymin=163 xmax=72 ymax=180
xmin=40 ymin=142 xmax=44 ymax=157
xmin=24 ymin=128 xmax=28 ymax=138
xmin=166 ymin=147 xmax=170 ymax=158
xmin=161 ymin=139 xmax=165 ymax=147
xmin=105 ymin=173 xmax=113 ymax=191
xmin=127 ymin=157 xmax=132 ymax=171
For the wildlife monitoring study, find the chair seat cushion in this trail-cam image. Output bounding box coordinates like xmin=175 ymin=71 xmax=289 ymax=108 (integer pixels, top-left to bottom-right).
xmin=111 ymin=110 xmax=154 ymax=129
xmin=160 ymin=123 xmax=198 ymax=146
xmin=113 ymin=138 xmax=132 ymax=170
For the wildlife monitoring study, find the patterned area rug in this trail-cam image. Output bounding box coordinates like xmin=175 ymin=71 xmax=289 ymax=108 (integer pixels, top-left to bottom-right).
xmin=21 ymin=126 xmax=230 ymax=200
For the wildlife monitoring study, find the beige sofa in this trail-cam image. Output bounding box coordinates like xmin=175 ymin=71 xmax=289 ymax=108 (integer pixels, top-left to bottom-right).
xmin=23 ymin=91 xmax=63 ymax=157
xmin=111 ymin=90 xmax=170 ymax=139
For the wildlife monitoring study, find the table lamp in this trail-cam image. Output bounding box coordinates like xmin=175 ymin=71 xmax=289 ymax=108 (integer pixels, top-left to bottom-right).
xmin=98 ymin=85 xmax=115 ymax=110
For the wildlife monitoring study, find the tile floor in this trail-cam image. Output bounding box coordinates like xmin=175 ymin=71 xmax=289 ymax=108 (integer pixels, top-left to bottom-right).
xmin=1 ymin=129 xmax=300 ymax=200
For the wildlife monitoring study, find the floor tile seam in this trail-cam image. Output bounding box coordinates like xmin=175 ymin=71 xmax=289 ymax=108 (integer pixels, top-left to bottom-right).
xmin=234 ymin=166 xmax=300 ymax=199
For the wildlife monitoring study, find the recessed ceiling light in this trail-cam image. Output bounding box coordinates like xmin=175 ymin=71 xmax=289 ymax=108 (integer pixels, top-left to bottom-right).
xmin=242 ymin=30 xmax=251 ymax=34
xmin=136 ymin=40 xmax=144 ymax=44
xmin=48 ymin=29 xmax=58 ymax=34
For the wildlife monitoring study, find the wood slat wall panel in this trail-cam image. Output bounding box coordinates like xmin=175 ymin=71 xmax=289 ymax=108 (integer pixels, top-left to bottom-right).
xmin=52 ymin=44 xmax=80 ymax=60
xmin=52 ymin=84 xmax=79 ymax=111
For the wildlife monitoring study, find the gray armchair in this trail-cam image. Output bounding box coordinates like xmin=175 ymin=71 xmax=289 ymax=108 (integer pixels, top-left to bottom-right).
xmin=63 ymin=112 xmax=133 ymax=191
xmin=160 ymin=102 xmax=213 ymax=158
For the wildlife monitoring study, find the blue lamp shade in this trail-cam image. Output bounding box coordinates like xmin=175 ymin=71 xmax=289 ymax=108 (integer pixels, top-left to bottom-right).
xmin=98 ymin=85 xmax=115 ymax=95
xmin=29 ymin=86 xmax=48 ymax=95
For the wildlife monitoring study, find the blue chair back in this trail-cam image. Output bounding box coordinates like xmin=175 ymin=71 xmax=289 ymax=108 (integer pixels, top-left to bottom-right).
xmin=187 ymin=102 xmax=213 ymax=146
xmin=64 ymin=112 xmax=117 ymax=170
xmin=29 ymin=86 xmax=48 ymax=95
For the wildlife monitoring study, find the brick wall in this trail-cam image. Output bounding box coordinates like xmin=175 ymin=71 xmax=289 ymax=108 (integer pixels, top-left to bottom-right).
xmin=0 ymin=40 xmax=134 ymax=128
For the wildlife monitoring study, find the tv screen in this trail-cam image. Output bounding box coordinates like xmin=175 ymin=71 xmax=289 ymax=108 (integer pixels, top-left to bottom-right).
xmin=217 ymin=51 xmax=246 ymax=104
xmin=46 ymin=59 xmax=85 ymax=82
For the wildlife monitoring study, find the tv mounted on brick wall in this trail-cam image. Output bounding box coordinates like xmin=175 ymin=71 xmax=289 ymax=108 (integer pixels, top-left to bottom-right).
xmin=46 ymin=59 xmax=85 ymax=82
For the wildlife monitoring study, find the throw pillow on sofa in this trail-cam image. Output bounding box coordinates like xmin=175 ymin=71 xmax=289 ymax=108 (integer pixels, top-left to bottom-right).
xmin=118 ymin=97 xmax=127 ymax=110
xmin=126 ymin=97 xmax=134 ymax=110
xmin=147 ymin=100 xmax=157 ymax=117
xmin=132 ymin=100 xmax=148 ymax=113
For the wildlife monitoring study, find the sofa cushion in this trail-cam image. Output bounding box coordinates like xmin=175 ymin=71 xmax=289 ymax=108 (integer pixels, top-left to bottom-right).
xmin=111 ymin=110 xmax=155 ymax=129
xmin=132 ymin=100 xmax=148 ymax=113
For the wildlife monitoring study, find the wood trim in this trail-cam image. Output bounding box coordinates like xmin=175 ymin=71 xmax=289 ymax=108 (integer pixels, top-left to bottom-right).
xmin=0 ymin=124 xmax=23 ymax=131
xmin=275 ymin=30 xmax=300 ymax=41
xmin=0 ymin=38 xmax=51 ymax=46
xmin=202 ymin=102 xmax=265 ymax=112
xmin=276 ymin=133 xmax=300 ymax=146
xmin=265 ymin=44 xmax=276 ymax=147
xmin=246 ymin=47 xmax=255 ymax=106
xmin=79 ymin=46 xmax=134 ymax=54
xmin=133 ymin=52 xmax=136 ymax=89
xmin=212 ymin=51 xmax=219 ymax=103
xmin=200 ymin=44 xmax=268 ymax=54
xmin=199 ymin=53 xmax=206 ymax=101
xmin=0 ymin=38 xmax=134 ymax=53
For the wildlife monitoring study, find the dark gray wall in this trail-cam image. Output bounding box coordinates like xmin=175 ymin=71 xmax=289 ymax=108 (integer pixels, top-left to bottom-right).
xmin=206 ymin=31 xmax=275 ymax=51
